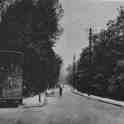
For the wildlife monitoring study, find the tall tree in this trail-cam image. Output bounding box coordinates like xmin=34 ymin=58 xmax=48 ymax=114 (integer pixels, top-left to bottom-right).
xmin=72 ymin=7 xmax=124 ymax=100
xmin=0 ymin=0 xmax=64 ymax=95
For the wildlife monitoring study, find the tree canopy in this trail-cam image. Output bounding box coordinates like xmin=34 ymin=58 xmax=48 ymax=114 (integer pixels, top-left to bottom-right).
xmin=68 ymin=7 xmax=124 ymax=100
xmin=0 ymin=0 xmax=63 ymax=95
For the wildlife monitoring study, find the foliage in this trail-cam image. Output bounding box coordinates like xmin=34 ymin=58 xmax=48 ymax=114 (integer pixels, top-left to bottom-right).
xmin=69 ymin=7 xmax=124 ymax=100
xmin=0 ymin=0 xmax=63 ymax=95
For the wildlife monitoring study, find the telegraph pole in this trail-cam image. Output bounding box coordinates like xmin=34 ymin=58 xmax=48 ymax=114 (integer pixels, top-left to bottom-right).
xmin=88 ymin=27 xmax=93 ymax=94
xmin=89 ymin=27 xmax=93 ymax=65
xmin=73 ymin=54 xmax=76 ymax=88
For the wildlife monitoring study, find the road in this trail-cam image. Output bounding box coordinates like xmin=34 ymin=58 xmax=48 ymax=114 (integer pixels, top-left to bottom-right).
xmin=0 ymin=85 xmax=124 ymax=124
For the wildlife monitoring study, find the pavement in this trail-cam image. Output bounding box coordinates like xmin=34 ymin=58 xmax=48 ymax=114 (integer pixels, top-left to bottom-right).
xmin=22 ymin=85 xmax=124 ymax=108
xmin=72 ymin=88 xmax=124 ymax=107
xmin=22 ymin=93 xmax=46 ymax=108
xmin=1 ymin=85 xmax=124 ymax=124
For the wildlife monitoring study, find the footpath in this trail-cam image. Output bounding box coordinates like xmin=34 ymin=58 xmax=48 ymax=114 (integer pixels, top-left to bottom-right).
xmin=22 ymin=85 xmax=124 ymax=108
xmin=72 ymin=88 xmax=124 ymax=107
xmin=23 ymin=93 xmax=46 ymax=108
xmin=22 ymin=88 xmax=57 ymax=108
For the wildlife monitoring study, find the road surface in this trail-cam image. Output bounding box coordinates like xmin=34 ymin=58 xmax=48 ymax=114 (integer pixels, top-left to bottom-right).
xmin=0 ymin=85 xmax=124 ymax=124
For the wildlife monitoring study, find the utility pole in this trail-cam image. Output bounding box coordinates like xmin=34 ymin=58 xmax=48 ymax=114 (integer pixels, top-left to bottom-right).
xmin=88 ymin=27 xmax=93 ymax=95
xmin=73 ymin=54 xmax=76 ymax=88
xmin=89 ymin=27 xmax=93 ymax=65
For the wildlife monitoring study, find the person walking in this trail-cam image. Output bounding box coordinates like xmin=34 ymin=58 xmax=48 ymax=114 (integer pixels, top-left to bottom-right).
xmin=59 ymin=85 xmax=63 ymax=96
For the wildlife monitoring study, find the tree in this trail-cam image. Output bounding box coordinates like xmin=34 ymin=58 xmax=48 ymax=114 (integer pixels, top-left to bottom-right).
xmin=73 ymin=7 xmax=124 ymax=100
xmin=0 ymin=0 xmax=64 ymax=96
xmin=66 ymin=64 xmax=73 ymax=86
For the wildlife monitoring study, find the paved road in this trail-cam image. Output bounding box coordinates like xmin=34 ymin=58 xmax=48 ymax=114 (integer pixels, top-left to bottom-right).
xmin=0 ymin=85 xmax=124 ymax=124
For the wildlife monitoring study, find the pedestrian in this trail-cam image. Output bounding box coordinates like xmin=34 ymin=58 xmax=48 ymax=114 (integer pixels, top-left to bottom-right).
xmin=38 ymin=92 xmax=41 ymax=103
xmin=59 ymin=85 xmax=63 ymax=96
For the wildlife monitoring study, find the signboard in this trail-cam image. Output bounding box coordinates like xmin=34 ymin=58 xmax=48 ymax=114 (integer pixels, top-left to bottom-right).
xmin=2 ymin=75 xmax=23 ymax=98
xmin=0 ymin=50 xmax=24 ymax=101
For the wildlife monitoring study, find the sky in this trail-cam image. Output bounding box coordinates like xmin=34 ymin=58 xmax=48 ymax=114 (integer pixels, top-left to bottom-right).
xmin=54 ymin=0 xmax=124 ymax=68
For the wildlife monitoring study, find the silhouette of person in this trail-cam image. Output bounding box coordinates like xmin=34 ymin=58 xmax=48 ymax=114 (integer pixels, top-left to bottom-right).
xmin=59 ymin=85 xmax=63 ymax=96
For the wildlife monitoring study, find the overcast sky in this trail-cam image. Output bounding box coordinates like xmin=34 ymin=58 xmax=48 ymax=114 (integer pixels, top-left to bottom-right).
xmin=54 ymin=0 xmax=124 ymax=68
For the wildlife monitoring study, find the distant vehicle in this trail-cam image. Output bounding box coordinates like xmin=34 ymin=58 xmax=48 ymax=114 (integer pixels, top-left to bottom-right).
xmin=0 ymin=50 xmax=24 ymax=106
